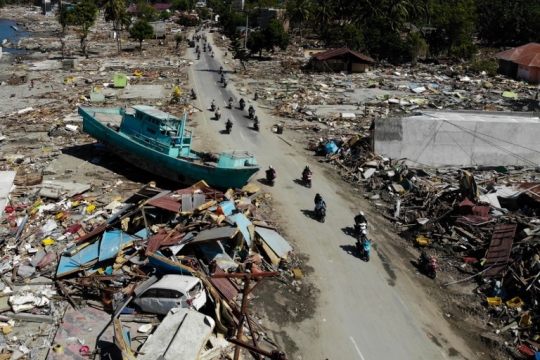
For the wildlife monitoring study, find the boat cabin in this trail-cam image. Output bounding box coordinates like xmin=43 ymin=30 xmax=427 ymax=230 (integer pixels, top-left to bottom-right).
xmin=217 ymin=150 xmax=258 ymax=167
xmin=120 ymin=105 xmax=193 ymax=158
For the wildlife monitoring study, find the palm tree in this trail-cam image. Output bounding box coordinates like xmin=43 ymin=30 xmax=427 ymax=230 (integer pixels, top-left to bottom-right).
xmin=287 ymin=0 xmax=311 ymax=42
xmin=102 ymin=0 xmax=126 ymax=53
xmin=315 ymin=0 xmax=336 ymax=40
xmin=386 ymin=0 xmax=419 ymax=32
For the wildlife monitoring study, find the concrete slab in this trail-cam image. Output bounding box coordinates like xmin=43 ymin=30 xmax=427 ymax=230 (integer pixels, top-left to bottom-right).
xmin=39 ymin=180 xmax=91 ymax=199
xmin=118 ymin=85 xmax=164 ymax=100
xmin=30 ymin=60 xmax=61 ymax=71
xmin=0 ymin=171 xmax=16 ymax=214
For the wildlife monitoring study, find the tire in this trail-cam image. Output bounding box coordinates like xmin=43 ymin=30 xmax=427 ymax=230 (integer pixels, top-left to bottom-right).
xmin=321 ymin=215 xmax=325 ymax=223
xmin=365 ymin=253 xmax=370 ymax=262
xmin=429 ymin=271 xmax=436 ymax=279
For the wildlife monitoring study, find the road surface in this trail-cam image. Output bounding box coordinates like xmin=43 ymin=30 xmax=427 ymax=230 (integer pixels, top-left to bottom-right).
xmin=188 ymin=32 xmax=476 ymax=360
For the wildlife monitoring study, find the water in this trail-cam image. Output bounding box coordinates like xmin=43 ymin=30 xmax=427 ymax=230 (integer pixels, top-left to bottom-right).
xmin=0 ymin=19 xmax=32 ymax=54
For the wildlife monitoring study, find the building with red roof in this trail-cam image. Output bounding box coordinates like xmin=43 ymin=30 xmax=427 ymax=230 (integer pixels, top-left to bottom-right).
xmin=309 ymin=47 xmax=375 ymax=73
xmin=496 ymin=43 xmax=540 ymax=83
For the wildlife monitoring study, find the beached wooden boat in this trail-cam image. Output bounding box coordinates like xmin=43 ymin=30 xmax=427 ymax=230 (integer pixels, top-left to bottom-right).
xmin=78 ymin=105 xmax=260 ymax=189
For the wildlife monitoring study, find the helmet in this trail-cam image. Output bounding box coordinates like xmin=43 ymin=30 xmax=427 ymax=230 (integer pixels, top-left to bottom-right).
xmin=360 ymin=211 xmax=364 ymax=216
xmin=269 ymin=166 xmax=274 ymax=170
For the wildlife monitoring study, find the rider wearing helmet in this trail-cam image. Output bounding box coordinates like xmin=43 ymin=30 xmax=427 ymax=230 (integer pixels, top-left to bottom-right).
xmin=303 ymin=165 xmax=312 ymax=179
xmin=354 ymin=211 xmax=367 ymax=225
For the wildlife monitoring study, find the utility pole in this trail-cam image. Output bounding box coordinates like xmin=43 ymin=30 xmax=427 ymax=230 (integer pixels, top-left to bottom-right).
xmin=244 ymin=15 xmax=249 ymax=49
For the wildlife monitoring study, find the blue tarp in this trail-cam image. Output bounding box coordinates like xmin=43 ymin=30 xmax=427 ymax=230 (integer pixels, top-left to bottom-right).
xmin=57 ymin=241 xmax=100 ymax=277
xmin=325 ymin=142 xmax=338 ymax=154
xmin=254 ymin=226 xmax=293 ymax=258
xmin=228 ymin=213 xmax=252 ymax=245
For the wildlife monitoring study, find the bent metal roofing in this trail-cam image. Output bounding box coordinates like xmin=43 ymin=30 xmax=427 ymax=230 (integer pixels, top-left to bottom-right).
xmin=496 ymin=43 xmax=540 ymax=68
xmin=311 ymin=47 xmax=375 ymax=63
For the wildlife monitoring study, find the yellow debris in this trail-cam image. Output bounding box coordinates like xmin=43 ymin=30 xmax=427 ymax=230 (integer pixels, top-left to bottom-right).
xmin=86 ymin=204 xmax=96 ymax=213
xmin=293 ymin=268 xmax=303 ymax=279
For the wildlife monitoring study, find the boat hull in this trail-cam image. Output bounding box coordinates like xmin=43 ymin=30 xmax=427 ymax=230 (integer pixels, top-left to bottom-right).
xmin=79 ymin=107 xmax=259 ymax=189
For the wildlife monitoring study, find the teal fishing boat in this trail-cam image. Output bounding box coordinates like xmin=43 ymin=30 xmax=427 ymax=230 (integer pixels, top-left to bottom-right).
xmin=78 ymin=105 xmax=260 ymax=189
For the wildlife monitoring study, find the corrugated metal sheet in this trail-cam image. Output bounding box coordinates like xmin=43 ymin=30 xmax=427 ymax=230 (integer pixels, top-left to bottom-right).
xmin=146 ymin=232 xmax=168 ymax=254
xmin=228 ymin=213 xmax=253 ymax=245
xmin=496 ymin=43 xmax=540 ymax=63
xmin=483 ymin=224 xmax=517 ymax=278
xmin=255 ymin=226 xmax=293 ymax=258
xmin=191 ymin=226 xmax=238 ymax=244
xmin=312 ymin=47 xmax=375 ymax=63
xmin=208 ymin=265 xmax=239 ymax=303
xmin=182 ymin=194 xmax=194 ymax=211
xmin=181 ymin=193 xmax=207 ymax=211
xmin=148 ymin=195 xmax=181 ymax=213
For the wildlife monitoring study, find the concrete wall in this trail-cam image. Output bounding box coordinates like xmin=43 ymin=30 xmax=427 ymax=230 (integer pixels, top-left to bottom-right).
xmin=374 ymin=114 xmax=540 ymax=167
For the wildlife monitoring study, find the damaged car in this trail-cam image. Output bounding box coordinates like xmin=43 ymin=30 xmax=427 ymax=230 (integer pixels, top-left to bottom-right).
xmin=131 ymin=274 xmax=207 ymax=315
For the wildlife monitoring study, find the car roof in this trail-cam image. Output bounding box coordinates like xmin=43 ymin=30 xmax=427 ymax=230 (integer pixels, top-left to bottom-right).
xmin=147 ymin=274 xmax=200 ymax=291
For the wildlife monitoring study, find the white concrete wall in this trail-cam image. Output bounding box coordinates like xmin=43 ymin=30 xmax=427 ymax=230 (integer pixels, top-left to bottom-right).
xmin=374 ymin=115 xmax=540 ymax=167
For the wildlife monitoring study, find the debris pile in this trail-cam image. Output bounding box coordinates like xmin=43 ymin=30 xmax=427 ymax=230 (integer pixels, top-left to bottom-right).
xmin=0 ymin=177 xmax=296 ymax=359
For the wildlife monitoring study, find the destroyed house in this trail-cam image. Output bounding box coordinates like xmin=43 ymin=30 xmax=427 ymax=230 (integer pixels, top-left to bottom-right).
xmin=309 ymin=48 xmax=375 ymax=73
xmin=496 ymin=43 xmax=540 ymax=83
xmin=374 ymin=110 xmax=540 ymax=167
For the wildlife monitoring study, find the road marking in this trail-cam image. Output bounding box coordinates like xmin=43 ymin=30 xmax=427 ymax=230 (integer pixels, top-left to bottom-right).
xmin=349 ymin=337 xmax=366 ymax=360
xmin=289 ymin=155 xmax=298 ymax=166
xmin=219 ymin=90 xmax=222 ymax=94
xmin=239 ymin=132 xmax=245 ymax=140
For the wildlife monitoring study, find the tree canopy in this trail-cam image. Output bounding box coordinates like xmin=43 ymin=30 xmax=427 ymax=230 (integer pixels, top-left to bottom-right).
xmin=130 ymin=20 xmax=155 ymax=51
xmin=70 ymin=0 xmax=98 ymax=57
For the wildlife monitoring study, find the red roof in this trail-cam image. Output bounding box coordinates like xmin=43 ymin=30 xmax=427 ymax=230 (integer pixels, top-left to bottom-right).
xmin=496 ymin=43 xmax=540 ymax=68
xmin=311 ymin=47 xmax=374 ymax=63
xmin=153 ymin=3 xmax=172 ymax=10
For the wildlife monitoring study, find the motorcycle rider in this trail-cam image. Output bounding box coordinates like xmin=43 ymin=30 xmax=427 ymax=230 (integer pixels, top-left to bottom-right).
xmin=221 ymin=74 xmax=225 ymax=83
xmin=215 ymin=107 xmax=221 ymax=119
xmin=191 ymin=89 xmax=196 ymax=99
xmin=219 ymin=66 xmax=223 ymax=74
xmin=314 ymin=193 xmax=326 ymax=218
xmin=210 ymin=100 xmax=215 ymax=111
xmin=226 ymin=118 xmax=233 ymax=131
xmin=248 ymin=105 xmax=255 ymax=119
xmin=354 ymin=211 xmax=367 ymax=226
xmin=253 ymin=115 xmax=260 ymax=129
xmin=228 ymin=96 xmax=233 ymax=108
xmin=239 ymin=98 xmax=246 ymax=109
xmin=302 ymin=165 xmax=312 ymax=180
xmin=266 ymin=165 xmax=277 ymax=181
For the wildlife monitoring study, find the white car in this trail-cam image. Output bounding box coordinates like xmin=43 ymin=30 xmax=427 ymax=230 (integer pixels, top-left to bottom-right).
xmin=132 ymin=274 xmax=207 ymax=315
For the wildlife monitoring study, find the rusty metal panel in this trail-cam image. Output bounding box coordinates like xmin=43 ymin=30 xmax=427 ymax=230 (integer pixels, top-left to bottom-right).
xmin=483 ymin=224 xmax=517 ymax=278
xmin=148 ymin=196 xmax=181 ymax=213
xmin=209 ymin=266 xmax=239 ymax=302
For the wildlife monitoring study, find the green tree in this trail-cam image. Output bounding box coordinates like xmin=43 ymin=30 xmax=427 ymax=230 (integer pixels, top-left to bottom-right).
xmin=71 ymin=0 xmax=98 ymax=57
xmin=314 ymin=0 xmax=335 ymax=39
xmin=56 ymin=2 xmax=74 ymax=34
xmin=172 ymin=0 xmax=190 ymax=11
xmin=175 ymin=35 xmax=183 ymax=49
xmin=199 ymin=8 xmax=211 ymax=20
xmin=136 ymin=1 xmax=158 ymax=21
xmin=247 ymin=30 xmax=264 ymax=56
xmin=476 ymin=0 xmax=540 ymax=46
xmin=159 ymin=10 xmax=171 ymax=20
xmin=130 ymin=20 xmax=155 ymax=52
xmin=286 ymin=0 xmax=312 ymax=41
xmin=341 ymin=24 xmax=364 ymax=51
xmin=262 ymin=18 xmax=290 ymax=53
xmin=102 ymin=0 xmax=127 ymax=53
xmin=407 ymin=32 xmax=428 ymax=65
xmin=229 ymin=35 xmax=249 ymax=70
xmin=428 ymin=0 xmax=476 ymax=59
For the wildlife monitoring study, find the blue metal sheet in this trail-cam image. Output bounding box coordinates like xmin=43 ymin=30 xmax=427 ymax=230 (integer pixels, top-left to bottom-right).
xmin=254 ymin=227 xmax=293 ymax=258
xmin=56 ymin=241 xmax=100 ymax=277
xmin=99 ymin=228 xmax=148 ymax=261
xmin=209 ymin=201 xmax=235 ymax=215
xmin=198 ymin=241 xmax=237 ymax=270
xmin=147 ymin=251 xmax=193 ymax=275
xmin=228 ymin=213 xmax=252 ymax=245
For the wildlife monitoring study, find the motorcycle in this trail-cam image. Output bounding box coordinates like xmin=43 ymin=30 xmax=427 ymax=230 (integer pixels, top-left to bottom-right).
xmin=314 ymin=203 xmax=326 ymax=223
xmin=210 ymin=104 xmax=216 ymax=112
xmin=302 ymin=171 xmax=312 ymax=188
xmin=357 ymin=238 xmax=371 ymax=262
xmin=266 ymin=169 xmax=277 ymax=186
xmin=228 ymin=100 xmax=233 ymax=109
xmin=240 ymin=102 xmax=245 ymax=111
xmin=220 ymin=75 xmax=225 ymax=83
xmin=197 ymin=53 xmax=200 ymax=60
xmin=215 ymin=111 xmax=221 ymax=120
xmin=249 ymin=110 xmax=255 ymax=120
xmin=418 ymin=251 xmax=438 ymax=279
xmin=223 ymin=80 xmax=228 ymax=88
xmin=226 ymin=122 xmax=233 ymax=134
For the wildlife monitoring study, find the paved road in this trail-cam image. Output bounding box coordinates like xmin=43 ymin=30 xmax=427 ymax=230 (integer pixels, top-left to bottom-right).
xmin=188 ymin=32 xmax=474 ymax=360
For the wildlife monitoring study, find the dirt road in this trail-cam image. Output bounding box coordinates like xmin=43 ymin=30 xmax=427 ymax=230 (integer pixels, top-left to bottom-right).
xmin=188 ymin=32 xmax=480 ymax=359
